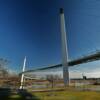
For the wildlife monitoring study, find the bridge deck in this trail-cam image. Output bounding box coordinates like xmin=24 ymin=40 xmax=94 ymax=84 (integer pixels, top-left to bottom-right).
xmin=21 ymin=51 xmax=100 ymax=73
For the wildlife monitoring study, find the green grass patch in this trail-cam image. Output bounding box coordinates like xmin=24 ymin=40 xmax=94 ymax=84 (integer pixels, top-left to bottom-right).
xmin=32 ymin=90 xmax=100 ymax=100
xmin=2 ymin=87 xmax=100 ymax=100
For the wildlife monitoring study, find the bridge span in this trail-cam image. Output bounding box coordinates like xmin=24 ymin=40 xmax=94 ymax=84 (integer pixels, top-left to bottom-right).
xmin=21 ymin=51 xmax=100 ymax=74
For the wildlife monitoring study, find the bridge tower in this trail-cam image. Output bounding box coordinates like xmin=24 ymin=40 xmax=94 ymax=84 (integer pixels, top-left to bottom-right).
xmin=60 ymin=8 xmax=69 ymax=86
xmin=20 ymin=56 xmax=26 ymax=89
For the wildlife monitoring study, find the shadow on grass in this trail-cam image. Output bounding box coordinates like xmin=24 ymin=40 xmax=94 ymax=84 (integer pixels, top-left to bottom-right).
xmin=0 ymin=88 xmax=40 ymax=100
xmin=0 ymin=88 xmax=11 ymax=100
xmin=17 ymin=89 xmax=40 ymax=100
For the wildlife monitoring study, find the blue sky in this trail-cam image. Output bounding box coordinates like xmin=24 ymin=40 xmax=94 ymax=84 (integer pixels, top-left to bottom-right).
xmin=0 ymin=0 xmax=100 ymax=76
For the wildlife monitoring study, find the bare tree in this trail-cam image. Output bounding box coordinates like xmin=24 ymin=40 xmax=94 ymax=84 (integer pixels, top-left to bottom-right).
xmin=46 ymin=75 xmax=54 ymax=88
xmin=46 ymin=75 xmax=61 ymax=88
xmin=0 ymin=58 xmax=9 ymax=77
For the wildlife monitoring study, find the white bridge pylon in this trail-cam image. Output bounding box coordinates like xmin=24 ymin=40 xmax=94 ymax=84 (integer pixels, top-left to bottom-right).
xmin=60 ymin=8 xmax=69 ymax=86
xmin=20 ymin=56 xmax=26 ymax=89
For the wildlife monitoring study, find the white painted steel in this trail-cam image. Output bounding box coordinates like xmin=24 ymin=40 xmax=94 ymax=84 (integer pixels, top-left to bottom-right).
xmin=60 ymin=8 xmax=69 ymax=86
xmin=20 ymin=56 xmax=26 ymax=89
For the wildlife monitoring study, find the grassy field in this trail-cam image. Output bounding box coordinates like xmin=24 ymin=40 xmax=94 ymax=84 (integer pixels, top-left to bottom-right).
xmin=8 ymin=89 xmax=100 ymax=100
xmin=9 ymin=91 xmax=100 ymax=100
xmin=33 ymin=90 xmax=100 ymax=100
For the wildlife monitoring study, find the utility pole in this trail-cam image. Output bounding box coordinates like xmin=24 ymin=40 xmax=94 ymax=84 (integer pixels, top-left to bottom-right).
xmin=60 ymin=8 xmax=69 ymax=87
xmin=20 ymin=56 xmax=26 ymax=89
